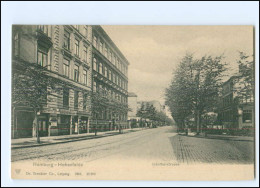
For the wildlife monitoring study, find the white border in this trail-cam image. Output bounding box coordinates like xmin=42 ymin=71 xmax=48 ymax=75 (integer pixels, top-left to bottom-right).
xmin=1 ymin=1 xmax=259 ymax=187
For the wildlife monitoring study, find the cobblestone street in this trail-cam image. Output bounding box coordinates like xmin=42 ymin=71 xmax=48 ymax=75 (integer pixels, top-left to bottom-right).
xmin=12 ymin=126 xmax=254 ymax=165
xmin=170 ymin=134 xmax=254 ymax=164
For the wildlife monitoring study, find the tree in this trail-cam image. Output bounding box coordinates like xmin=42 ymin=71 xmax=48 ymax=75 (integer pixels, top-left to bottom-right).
xmin=165 ymin=54 xmax=195 ymax=131
xmin=136 ymin=103 xmax=171 ymax=127
xmin=236 ymin=52 xmax=255 ymax=103
xmin=91 ymin=88 xmax=130 ymax=133
xmin=165 ymin=53 xmax=227 ymax=134
xmin=12 ymin=60 xmax=59 ymax=142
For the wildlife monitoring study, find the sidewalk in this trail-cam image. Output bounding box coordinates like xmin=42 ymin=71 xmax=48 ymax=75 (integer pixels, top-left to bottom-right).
xmin=11 ymin=127 xmax=146 ymax=149
xmin=178 ymin=132 xmax=254 ymax=142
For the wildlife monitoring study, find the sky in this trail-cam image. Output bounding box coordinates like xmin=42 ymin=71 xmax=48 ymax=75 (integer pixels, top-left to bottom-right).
xmin=102 ymin=26 xmax=254 ymax=116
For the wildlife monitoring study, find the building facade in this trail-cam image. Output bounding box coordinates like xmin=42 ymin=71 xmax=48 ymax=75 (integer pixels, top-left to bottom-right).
xmin=12 ymin=25 xmax=130 ymax=139
xmin=12 ymin=25 xmax=93 ymax=138
xmin=218 ymin=76 xmax=254 ymax=129
xmin=89 ymin=26 xmax=129 ymax=131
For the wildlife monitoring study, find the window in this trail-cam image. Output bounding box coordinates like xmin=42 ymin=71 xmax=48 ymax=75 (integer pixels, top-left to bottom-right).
xmin=83 ymin=46 xmax=88 ymax=62
xmin=108 ymin=50 xmax=112 ymax=61
xmin=84 ymin=26 xmax=88 ymax=37
xmin=74 ymin=39 xmax=80 ymax=56
xmin=104 ymin=46 xmax=108 ymax=57
xmin=74 ymin=64 xmax=79 ymax=82
xmin=243 ymin=110 xmax=252 ymax=123
xmin=63 ymin=30 xmax=70 ymax=50
xmin=63 ymin=59 xmax=70 ymax=77
xmin=116 ymin=59 xmax=119 ymax=69
xmin=93 ymin=81 xmax=97 ymax=92
xmin=93 ymin=58 xmax=97 ymax=71
xmin=38 ymin=25 xmax=48 ymax=35
xmin=104 ymin=66 xmax=108 ymax=77
xmin=63 ymin=87 xmax=69 ymax=108
xmin=113 ymin=74 xmax=116 ymax=83
xmin=14 ymin=33 xmax=19 ymax=57
xmin=114 ymin=58 xmax=117 ymax=68
xmin=37 ymin=50 xmax=48 ymax=67
xmin=83 ymin=70 xmax=88 ymax=85
xmin=93 ymin=36 xmax=97 ymax=48
xmin=99 ymin=63 xmax=103 ymax=74
xmin=111 ymin=54 xmax=115 ymax=65
xmin=104 ymin=86 xmax=107 ymax=96
xmin=83 ymin=93 xmax=87 ymax=110
xmin=99 ymin=41 xmax=103 ymax=53
xmin=74 ymin=91 xmax=79 ymax=109
xmin=119 ymin=62 xmax=121 ymax=71
xmin=111 ymin=91 xmax=114 ymax=99
xmin=109 ymin=70 xmax=112 ymax=80
xmin=99 ymin=85 xmax=103 ymax=94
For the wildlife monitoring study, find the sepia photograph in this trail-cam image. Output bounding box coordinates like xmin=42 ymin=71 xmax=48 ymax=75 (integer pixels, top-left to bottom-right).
xmin=2 ymin=1 xmax=259 ymax=187
xmin=10 ymin=25 xmax=255 ymax=181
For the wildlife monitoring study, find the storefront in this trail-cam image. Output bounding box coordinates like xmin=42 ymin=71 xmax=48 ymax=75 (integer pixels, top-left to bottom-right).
xmin=13 ymin=110 xmax=34 ymax=138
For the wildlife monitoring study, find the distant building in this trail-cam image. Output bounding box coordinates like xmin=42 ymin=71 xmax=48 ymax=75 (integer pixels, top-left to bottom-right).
xmin=128 ymin=92 xmax=138 ymax=119
xmin=218 ymin=75 xmax=254 ymax=129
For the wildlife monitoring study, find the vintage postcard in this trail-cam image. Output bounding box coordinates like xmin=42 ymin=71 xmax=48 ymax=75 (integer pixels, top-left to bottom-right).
xmin=11 ymin=25 xmax=255 ymax=180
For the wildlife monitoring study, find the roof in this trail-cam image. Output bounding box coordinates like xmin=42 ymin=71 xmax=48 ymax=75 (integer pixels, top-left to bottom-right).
xmin=92 ymin=25 xmax=130 ymax=65
xmin=128 ymin=92 xmax=137 ymax=97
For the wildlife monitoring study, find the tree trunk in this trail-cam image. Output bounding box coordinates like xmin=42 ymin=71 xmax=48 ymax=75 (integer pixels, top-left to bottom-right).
xmin=196 ymin=110 xmax=200 ymax=135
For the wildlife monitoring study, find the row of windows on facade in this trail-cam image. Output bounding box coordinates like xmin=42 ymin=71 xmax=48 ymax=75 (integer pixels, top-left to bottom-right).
xmin=62 ymin=88 xmax=89 ymax=110
xmin=63 ymin=29 xmax=89 ymax=62
xmin=62 ymin=58 xmax=89 ymax=85
xmin=35 ymin=43 xmax=88 ymax=86
xmin=36 ymin=30 xmax=89 ymax=86
xmin=93 ymin=81 xmax=127 ymax=104
xmin=93 ymin=35 xmax=127 ymax=76
xmin=93 ymin=58 xmax=127 ymax=90
xmin=93 ymin=111 xmax=127 ymax=121
xmin=37 ymin=25 xmax=89 ymax=63
xmin=38 ymin=25 xmax=89 ymax=44
xmin=36 ymin=52 xmax=89 ymax=86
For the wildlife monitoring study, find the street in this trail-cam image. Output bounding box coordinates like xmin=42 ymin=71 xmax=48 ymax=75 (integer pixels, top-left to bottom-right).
xmin=12 ymin=126 xmax=254 ymax=165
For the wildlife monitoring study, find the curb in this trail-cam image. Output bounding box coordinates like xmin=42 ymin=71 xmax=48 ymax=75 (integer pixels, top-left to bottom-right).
xmin=178 ymin=133 xmax=254 ymax=142
xmin=11 ymin=128 xmax=147 ymax=150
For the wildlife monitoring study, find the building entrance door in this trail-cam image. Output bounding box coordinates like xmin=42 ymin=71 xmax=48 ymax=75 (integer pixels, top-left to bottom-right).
xmin=38 ymin=114 xmax=49 ymax=137
xmin=81 ymin=116 xmax=88 ymax=133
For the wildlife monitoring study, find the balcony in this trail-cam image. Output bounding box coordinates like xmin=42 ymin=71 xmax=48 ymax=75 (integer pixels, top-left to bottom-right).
xmin=36 ymin=30 xmax=53 ymax=49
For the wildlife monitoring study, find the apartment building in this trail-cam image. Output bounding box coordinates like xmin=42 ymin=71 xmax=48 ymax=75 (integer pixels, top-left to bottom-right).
xmin=218 ymin=75 xmax=254 ymax=129
xmin=90 ymin=26 xmax=129 ymax=131
xmin=12 ymin=25 xmax=92 ymax=138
